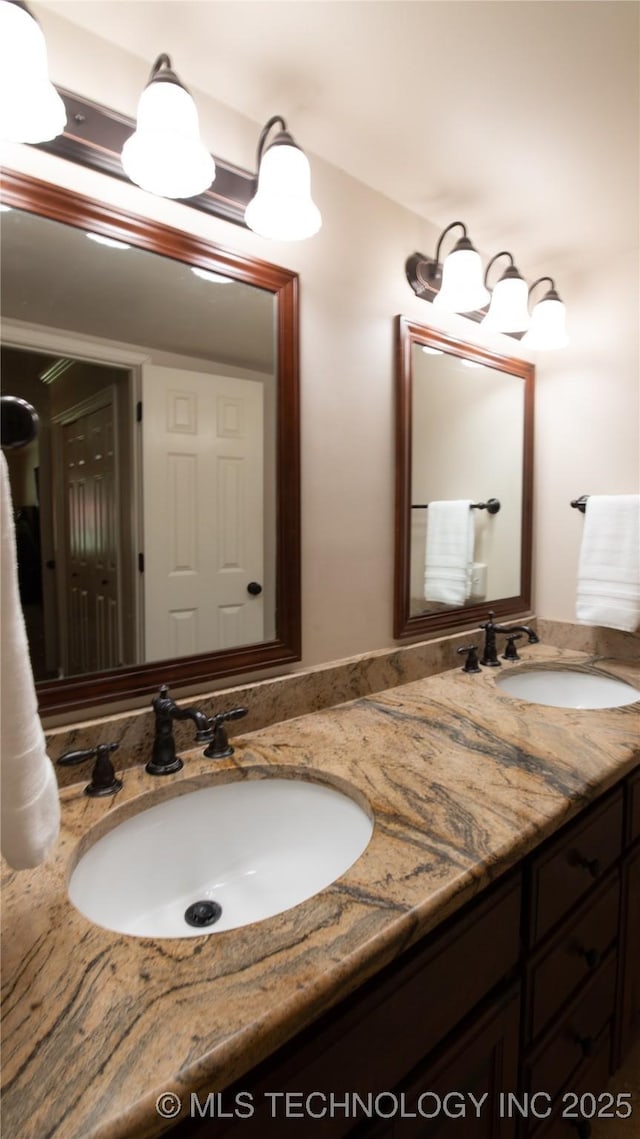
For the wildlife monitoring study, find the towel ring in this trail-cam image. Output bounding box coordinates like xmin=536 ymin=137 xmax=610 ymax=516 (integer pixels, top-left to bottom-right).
xmin=1 ymin=396 xmax=39 ymax=450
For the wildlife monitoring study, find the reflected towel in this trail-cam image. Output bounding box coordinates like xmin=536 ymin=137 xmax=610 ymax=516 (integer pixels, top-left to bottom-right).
xmin=0 ymin=452 xmax=60 ymax=869
xmin=576 ymin=494 xmax=640 ymax=633
xmin=424 ymin=500 xmax=475 ymax=606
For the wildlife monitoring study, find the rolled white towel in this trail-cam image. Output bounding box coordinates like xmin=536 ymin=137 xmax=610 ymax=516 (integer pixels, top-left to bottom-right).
xmin=0 ymin=452 xmax=60 ymax=869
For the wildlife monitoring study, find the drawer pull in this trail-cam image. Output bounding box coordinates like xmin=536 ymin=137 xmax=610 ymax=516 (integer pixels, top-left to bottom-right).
xmin=575 ymin=1123 xmax=591 ymax=1139
xmin=571 ymin=852 xmax=601 ymax=878
xmin=576 ymin=1033 xmax=596 ymax=1057
xmin=579 ymin=946 xmax=601 ymax=969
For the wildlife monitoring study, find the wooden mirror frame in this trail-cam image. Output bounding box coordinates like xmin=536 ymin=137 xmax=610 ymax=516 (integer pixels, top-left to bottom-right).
xmin=394 ymin=316 xmax=534 ymax=640
xmin=1 ymin=169 xmax=301 ymax=715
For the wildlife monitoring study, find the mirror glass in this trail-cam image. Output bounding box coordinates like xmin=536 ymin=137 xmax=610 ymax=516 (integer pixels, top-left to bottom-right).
xmin=0 ymin=171 xmax=300 ymax=714
xmin=394 ymin=318 xmax=533 ymax=639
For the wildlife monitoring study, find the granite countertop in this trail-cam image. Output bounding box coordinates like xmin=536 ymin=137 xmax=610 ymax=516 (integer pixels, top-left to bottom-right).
xmin=2 ymin=646 xmax=639 ymax=1139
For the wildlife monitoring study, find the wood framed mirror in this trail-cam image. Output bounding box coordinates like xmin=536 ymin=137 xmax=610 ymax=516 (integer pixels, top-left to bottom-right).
xmin=0 ymin=170 xmax=300 ymax=715
xmin=394 ymin=317 xmax=534 ymax=639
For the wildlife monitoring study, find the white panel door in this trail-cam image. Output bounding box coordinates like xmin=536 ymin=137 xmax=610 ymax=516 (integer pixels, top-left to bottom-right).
xmin=142 ymin=366 xmax=264 ymax=662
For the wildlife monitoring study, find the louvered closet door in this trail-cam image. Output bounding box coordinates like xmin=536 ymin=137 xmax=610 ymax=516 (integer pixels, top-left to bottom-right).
xmin=62 ymin=400 xmax=120 ymax=675
xmin=142 ymin=365 xmax=264 ymax=663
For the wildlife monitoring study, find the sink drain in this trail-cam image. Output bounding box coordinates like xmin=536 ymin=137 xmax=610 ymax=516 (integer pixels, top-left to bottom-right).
xmin=184 ymin=900 xmax=223 ymax=928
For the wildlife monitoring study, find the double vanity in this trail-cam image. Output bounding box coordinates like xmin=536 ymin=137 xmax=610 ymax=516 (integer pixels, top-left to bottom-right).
xmin=2 ymin=644 xmax=639 ymax=1139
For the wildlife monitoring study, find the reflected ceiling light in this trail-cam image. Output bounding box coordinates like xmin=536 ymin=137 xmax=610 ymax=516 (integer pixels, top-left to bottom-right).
xmin=190 ymin=266 xmax=234 ymax=284
xmin=481 ymin=251 xmax=530 ymax=333
xmin=86 ymin=232 xmax=131 ymax=250
xmin=245 ymin=115 xmax=321 ymax=241
xmin=121 ymin=53 xmax=215 ymax=199
xmin=0 ymin=0 xmax=66 ymax=143
xmin=0 ymin=204 xmax=13 ymax=212
xmin=522 ymin=277 xmax=569 ymax=350
xmin=421 ymin=346 xmax=444 ymax=356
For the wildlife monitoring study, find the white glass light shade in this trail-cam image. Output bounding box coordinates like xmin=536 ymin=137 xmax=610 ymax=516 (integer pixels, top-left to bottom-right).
xmin=433 ymin=247 xmax=490 ymax=313
xmin=482 ymin=275 xmax=530 ymax=333
xmin=522 ymin=297 xmax=569 ymax=350
xmin=121 ymin=79 xmax=215 ymax=199
xmin=0 ymin=1 xmax=66 ymax=143
xmin=245 ymin=143 xmax=321 ymax=241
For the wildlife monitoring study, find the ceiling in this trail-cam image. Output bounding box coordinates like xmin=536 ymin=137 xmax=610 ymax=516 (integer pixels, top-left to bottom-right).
xmin=1 ymin=207 xmax=276 ymax=372
xmin=34 ymin=2 xmax=640 ymax=280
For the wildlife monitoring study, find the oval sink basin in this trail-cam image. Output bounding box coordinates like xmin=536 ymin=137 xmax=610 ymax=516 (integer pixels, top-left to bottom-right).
xmin=496 ymin=668 xmax=640 ymax=710
xmin=69 ymin=778 xmax=373 ymax=938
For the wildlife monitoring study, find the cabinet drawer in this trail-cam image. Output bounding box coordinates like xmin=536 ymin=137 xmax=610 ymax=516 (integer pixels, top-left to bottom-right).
xmin=527 ymin=875 xmax=619 ymax=1043
xmin=627 ymin=767 xmax=640 ymax=845
xmin=528 ymin=791 xmax=623 ymax=944
xmin=535 ymin=1027 xmax=612 ymax=1139
xmin=525 ymin=953 xmax=616 ymax=1106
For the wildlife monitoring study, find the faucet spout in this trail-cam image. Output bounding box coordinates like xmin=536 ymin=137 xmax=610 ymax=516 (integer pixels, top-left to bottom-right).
xmin=498 ymin=624 xmax=540 ymax=644
xmin=170 ymin=704 xmax=214 ymax=742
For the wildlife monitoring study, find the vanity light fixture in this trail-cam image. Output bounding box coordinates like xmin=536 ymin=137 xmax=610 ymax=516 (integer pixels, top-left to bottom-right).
xmin=481 ymin=251 xmax=530 ymax=333
xmin=245 ymin=115 xmax=322 ymax=241
xmin=408 ymin=222 xmax=489 ymax=315
xmin=0 ymin=0 xmax=66 ymax=144
xmin=121 ymin=53 xmax=216 ymax=199
xmin=405 ymin=229 xmax=568 ymax=349
xmin=522 ymin=277 xmax=569 ymax=350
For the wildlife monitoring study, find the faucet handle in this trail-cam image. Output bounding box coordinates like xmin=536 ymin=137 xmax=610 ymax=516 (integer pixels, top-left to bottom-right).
xmin=502 ymin=634 xmax=523 ymax=661
xmin=203 ymin=707 xmax=248 ymax=760
xmin=58 ymin=742 xmax=122 ymax=797
xmin=456 ymin=645 xmax=481 ymax=673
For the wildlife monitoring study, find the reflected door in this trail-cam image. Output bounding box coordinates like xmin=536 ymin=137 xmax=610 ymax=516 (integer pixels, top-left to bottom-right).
xmin=61 ymin=395 xmax=121 ymax=674
xmin=142 ymin=366 xmax=264 ymax=661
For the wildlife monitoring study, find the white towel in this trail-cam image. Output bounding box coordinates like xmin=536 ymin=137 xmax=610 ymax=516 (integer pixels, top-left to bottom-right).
xmin=0 ymin=452 xmax=60 ymax=869
xmin=576 ymin=494 xmax=640 ymax=633
xmin=424 ymin=500 xmax=475 ymax=606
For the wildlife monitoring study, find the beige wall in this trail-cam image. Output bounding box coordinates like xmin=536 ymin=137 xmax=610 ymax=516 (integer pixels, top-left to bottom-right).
xmin=2 ymin=7 xmax=638 ymax=683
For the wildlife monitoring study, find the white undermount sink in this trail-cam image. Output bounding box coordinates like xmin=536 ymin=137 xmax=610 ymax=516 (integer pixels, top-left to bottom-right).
xmin=495 ymin=667 xmax=640 ymax=710
xmin=69 ymin=778 xmax=373 ymax=938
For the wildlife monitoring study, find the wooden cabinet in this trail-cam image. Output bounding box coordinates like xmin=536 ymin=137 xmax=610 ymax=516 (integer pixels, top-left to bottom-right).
xmin=616 ymin=766 xmax=640 ymax=1063
xmin=172 ymin=874 xmax=522 ymax=1139
xmin=358 ymin=986 xmax=521 ymax=1139
xmin=169 ymin=769 xmax=639 ymax=1139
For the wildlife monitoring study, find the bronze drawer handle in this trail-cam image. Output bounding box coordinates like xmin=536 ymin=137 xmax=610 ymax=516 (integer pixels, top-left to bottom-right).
xmin=579 ymin=946 xmax=601 ymax=969
xmin=576 ymin=1033 xmax=596 ymax=1057
xmin=575 ymin=1122 xmax=591 ymax=1139
xmin=571 ymin=852 xmax=601 ymax=878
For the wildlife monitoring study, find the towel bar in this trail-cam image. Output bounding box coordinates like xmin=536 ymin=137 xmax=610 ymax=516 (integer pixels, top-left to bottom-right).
xmin=412 ymin=498 xmax=501 ymax=514
xmin=571 ymin=496 xmax=589 ymax=513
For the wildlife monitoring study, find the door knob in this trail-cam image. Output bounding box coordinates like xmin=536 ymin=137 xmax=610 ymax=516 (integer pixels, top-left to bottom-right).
xmin=247 ymin=582 xmax=262 ymax=596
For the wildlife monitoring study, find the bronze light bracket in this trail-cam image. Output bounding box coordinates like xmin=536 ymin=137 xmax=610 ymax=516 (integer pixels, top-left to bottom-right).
xmin=38 ymin=86 xmax=257 ymax=228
